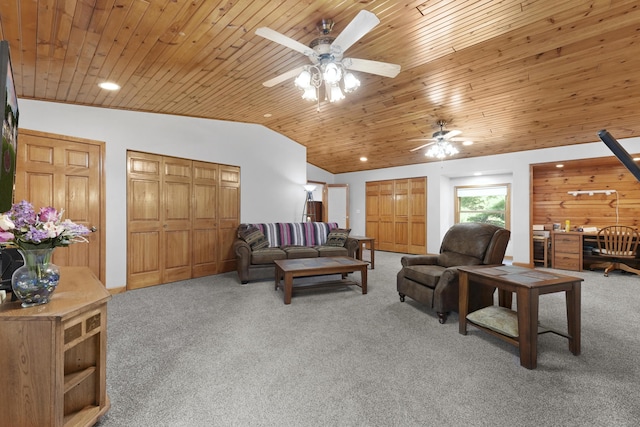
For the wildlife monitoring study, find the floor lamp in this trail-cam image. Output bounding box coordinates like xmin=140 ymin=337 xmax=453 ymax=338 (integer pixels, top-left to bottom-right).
xmin=302 ymin=184 xmax=316 ymax=222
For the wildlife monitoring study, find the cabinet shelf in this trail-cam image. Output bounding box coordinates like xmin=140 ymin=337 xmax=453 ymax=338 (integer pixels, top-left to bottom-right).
xmin=63 ymin=404 xmax=105 ymax=427
xmin=64 ymin=366 xmax=96 ymax=393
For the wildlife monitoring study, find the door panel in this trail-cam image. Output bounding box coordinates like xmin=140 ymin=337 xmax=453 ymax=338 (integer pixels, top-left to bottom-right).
xmin=162 ymin=157 xmax=192 ymax=282
xmin=409 ymin=178 xmax=427 ymax=253
xmin=192 ymin=161 xmax=218 ymax=277
xmin=218 ymin=165 xmax=240 ymax=273
xmin=127 ymin=152 xmax=163 ymax=289
xmin=378 ymin=181 xmax=394 ymax=251
xmin=394 ymin=180 xmax=409 ymax=252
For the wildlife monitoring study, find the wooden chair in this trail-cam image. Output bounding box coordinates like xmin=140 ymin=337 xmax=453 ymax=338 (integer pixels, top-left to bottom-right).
xmin=590 ymin=225 xmax=640 ymax=277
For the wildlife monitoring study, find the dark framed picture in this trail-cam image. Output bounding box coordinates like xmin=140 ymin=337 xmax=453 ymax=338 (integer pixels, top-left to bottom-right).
xmin=0 ymin=40 xmax=19 ymax=213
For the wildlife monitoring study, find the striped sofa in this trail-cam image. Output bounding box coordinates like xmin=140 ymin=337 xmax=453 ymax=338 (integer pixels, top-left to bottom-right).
xmin=233 ymin=222 xmax=358 ymax=284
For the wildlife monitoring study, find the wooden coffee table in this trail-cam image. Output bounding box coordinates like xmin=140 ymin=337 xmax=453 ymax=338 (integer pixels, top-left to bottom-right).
xmin=274 ymin=257 xmax=368 ymax=304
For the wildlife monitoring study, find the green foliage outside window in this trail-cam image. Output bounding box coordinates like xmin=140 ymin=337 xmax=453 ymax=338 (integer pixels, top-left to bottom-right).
xmin=458 ymin=194 xmax=506 ymax=228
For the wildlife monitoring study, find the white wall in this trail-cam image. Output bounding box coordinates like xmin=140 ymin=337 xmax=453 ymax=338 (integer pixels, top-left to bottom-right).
xmin=17 ymin=98 xmax=640 ymax=284
xmin=18 ymin=99 xmax=308 ymax=289
xmin=335 ymin=137 xmax=640 ymax=265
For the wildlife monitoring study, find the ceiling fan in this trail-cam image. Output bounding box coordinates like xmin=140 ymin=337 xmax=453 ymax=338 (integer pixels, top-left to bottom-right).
xmin=255 ymin=10 xmax=401 ymax=104
xmin=409 ymin=120 xmax=469 ymax=157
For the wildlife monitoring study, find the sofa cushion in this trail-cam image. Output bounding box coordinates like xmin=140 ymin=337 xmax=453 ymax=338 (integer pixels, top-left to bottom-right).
xmin=283 ymin=246 xmax=319 ymax=259
xmin=251 ymin=247 xmax=286 ymax=264
xmin=402 ymin=265 xmax=446 ymax=288
xmin=238 ymin=224 xmax=269 ymax=250
xmin=250 ymin=222 xmax=339 ymax=247
xmin=438 ymin=251 xmax=483 ymax=268
xmin=316 ymin=245 xmax=349 ymax=257
xmin=325 ymin=228 xmax=351 ymax=247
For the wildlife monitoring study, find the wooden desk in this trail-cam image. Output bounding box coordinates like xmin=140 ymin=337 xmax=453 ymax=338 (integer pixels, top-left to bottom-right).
xmin=551 ymin=230 xmax=640 ymax=272
xmin=350 ymin=235 xmax=375 ymax=269
xmin=458 ymin=265 xmax=582 ymax=369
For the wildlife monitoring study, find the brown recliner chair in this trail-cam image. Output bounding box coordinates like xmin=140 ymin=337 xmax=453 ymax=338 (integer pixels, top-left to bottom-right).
xmin=397 ymin=222 xmax=511 ymax=324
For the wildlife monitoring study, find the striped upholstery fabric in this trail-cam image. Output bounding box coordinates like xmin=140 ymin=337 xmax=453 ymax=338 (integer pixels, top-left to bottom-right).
xmin=248 ymin=222 xmax=339 ymax=248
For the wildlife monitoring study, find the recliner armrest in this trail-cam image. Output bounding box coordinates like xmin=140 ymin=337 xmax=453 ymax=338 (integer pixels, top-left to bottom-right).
xmin=401 ymin=254 xmax=440 ymax=267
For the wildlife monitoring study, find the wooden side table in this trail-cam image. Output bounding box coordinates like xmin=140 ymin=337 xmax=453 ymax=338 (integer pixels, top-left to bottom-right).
xmin=458 ymin=265 xmax=582 ymax=369
xmin=350 ymin=235 xmax=375 ymax=269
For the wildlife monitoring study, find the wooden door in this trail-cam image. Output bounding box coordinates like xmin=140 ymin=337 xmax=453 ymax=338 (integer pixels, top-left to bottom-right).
xmin=378 ymin=181 xmax=395 ymax=251
xmin=127 ymin=152 xmax=193 ymax=289
xmin=365 ymin=182 xmax=380 ymax=242
xmin=127 ymin=152 xmax=163 ymax=289
xmin=218 ymin=165 xmax=240 ymax=273
xmin=408 ymin=177 xmax=427 ymax=254
xmin=327 ymin=184 xmax=349 ymax=228
xmin=162 ymin=157 xmax=192 ymax=283
xmin=192 ymin=161 xmax=218 ymax=278
xmin=14 ymin=129 xmax=105 ymax=282
xmin=394 ymin=179 xmax=409 ymax=253
xmin=365 ymin=177 xmax=427 ymax=255
xmin=127 ymin=153 xmax=240 ymax=288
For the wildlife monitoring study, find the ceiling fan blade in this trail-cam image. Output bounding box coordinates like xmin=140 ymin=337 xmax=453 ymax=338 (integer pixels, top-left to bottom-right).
xmin=331 ymin=10 xmax=380 ymax=54
xmin=256 ymin=27 xmax=313 ymax=56
xmin=344 ymin=58 xmax=401 ymax=78
xmin=263 ymin=66 xmax=306 ymax=87
xmin=444 ymin=130 xmax=462 ymax=138
xmin=410 ymin=142 xmax=436 ymax=152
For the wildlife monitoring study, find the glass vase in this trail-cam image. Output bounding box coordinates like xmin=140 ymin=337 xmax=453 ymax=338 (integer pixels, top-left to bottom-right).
xmin=11 ymin=248 xmax=60 ymax=308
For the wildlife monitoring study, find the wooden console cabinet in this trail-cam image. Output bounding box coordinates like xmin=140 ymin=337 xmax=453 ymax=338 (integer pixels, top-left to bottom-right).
xmin=0 ymin=267 xmax=111 ymax=426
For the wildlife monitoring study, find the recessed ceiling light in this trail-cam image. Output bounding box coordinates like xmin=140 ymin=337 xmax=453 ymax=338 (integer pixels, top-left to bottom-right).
xmin=473 ymin=172 xmax=482 ymax=176
xmin=463 ymin=141 xmax=474 ymax=146
xmin=360 ymin=157 xmax=367 ymax=162
xmin=556 ymin=164 xmax=564 ymax=168
xmin=98 ymin=81 xmax=120 ymax=91
xmin=263 ymin=113 xmax=272 ymax=118
xmin=634 ymin=157 xmax=640 ymax=161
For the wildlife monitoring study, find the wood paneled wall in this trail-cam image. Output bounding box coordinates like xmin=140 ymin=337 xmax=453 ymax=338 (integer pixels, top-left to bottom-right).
xmin=531 ymin=156 xmax=640 ymax=230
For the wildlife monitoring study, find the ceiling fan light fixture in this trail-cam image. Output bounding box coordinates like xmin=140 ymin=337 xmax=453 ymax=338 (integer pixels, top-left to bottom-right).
xmin=301 ymin=86 xmax=318 ymax=101
xmin=425 ymin=141 xmax=459 ymax=159
xmin=327 ymin=84 xmax=345 ymax=102
xmin=323 ymin=62 xmax=342 ymax=84
xmin=343 ymin=72 xmax=360 ymax=92
xmin=294 ymin=69 xmax=312 ymax=89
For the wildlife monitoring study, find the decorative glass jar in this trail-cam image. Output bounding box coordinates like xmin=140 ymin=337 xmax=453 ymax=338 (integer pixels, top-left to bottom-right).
xmin=11 ymin=248 xmax=60 ymax=307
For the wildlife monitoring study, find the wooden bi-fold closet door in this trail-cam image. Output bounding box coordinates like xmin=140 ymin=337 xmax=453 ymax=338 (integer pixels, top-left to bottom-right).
xmin=14 ymin=129 xmax=105 ymax=283
xmin=126 ymin=151 xmax=239 ymax=290
xmin=365 ymin=177 xmax=427 ymax=255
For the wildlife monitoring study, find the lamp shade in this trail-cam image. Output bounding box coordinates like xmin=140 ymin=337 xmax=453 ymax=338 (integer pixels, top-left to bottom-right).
xmin=323 ymin=62 xmax=342 ymax=84
xmin=328 ymin=85 xmax=345 ymax=103
xmin=343 ymin=72 xmax=360 ymax=92
xmin=294 ymin=69 xmax=311 ymax=89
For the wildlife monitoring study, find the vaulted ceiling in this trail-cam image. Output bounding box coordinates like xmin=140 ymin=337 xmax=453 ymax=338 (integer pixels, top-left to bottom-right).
xmin=2 ymin=0 xmax=639 ymax=174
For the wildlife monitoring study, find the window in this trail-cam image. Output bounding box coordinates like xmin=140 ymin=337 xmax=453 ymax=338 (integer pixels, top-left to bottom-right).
xmin=455 ymin=184 xmax=510 ymax=229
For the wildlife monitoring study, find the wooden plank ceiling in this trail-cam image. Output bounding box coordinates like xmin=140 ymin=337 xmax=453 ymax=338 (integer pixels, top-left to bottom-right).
xmin=1 ymin=0 xmax=640 ymax=174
